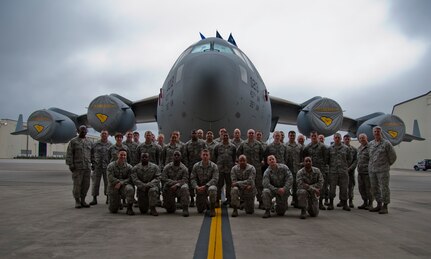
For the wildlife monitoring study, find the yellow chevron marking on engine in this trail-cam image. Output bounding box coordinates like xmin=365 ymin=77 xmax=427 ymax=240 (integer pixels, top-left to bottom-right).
xmin=96 ymin=113 xmax=108 ymax=123
xmin=388 ymin=130 xmax=398 ymax=138
xmin=321 ymin=116 xmax=333 ymax=126
xmin=34 ymin=124 xmax=44 ymax=133
xmin=207 ymin=207 xmax=223 ymax=259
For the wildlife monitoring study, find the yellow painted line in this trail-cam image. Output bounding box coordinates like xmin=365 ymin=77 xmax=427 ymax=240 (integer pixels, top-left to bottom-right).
xmin=207 ymin=207 xmax=223 ymax=259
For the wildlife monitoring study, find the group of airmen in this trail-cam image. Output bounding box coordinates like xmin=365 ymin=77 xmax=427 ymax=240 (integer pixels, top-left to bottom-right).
xmin=66 ymin=125 xmax=396 ymax=220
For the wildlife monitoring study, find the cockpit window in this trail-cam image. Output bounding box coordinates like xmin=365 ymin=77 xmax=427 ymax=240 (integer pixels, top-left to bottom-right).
xmin=191 ymin=44 xmax=211 ymax=53
xmin=214 ymin=44 xmax=233 ymax=54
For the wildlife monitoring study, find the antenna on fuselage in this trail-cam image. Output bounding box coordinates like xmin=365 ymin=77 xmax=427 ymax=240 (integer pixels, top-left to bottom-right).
xmin=228 ymin=33 xmax=237 ymax=47
xmin=216 ymin=31 xmax=223 ymax=39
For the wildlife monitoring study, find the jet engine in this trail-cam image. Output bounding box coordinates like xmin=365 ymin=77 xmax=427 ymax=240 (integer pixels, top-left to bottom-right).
xmin=357 ymin=114 xmax=405 ymax=145
xmin=297 ymin=97 xmax=343 ymax=137
xmin=27 ymin=109 xmax=77 ymax=143
xmin=87 ymin=94 xmax=136 ymax=134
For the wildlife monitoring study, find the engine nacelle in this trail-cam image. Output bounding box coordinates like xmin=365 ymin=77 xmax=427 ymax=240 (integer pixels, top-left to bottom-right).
xmin=87 ymin=95 xmax=136 ymax=134
xmin=297 ymin=97 xmax=343 ymax=137
xmin=27 ymin=109 xmax=77 ymax=143
xmin=357 ymin=114 xmax=406 ymax=145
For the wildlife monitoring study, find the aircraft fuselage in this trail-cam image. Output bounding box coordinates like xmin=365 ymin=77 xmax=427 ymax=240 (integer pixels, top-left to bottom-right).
xmin=157 ymin=37 xmax=271 ymax=139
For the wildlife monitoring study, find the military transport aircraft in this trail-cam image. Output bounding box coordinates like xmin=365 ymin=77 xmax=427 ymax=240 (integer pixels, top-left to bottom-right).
xmin=12 ymin=32 xmax=424 ymax=145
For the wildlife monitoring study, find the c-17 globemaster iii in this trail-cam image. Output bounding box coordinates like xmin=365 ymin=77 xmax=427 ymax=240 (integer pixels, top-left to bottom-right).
xmin=12 ymin=32 xmax=424 ymax=145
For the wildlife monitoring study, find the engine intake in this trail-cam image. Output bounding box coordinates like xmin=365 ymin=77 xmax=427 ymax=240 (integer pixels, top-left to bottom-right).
xmin=357 ymin=114 xmax=405 ymax=145
xmin=297 ymin=97 xmax=343 ymax=137
xmin=27 ymin=109 xmax=77 ymax=143
xmin=87 ymin=95 xmax=136 ymax=134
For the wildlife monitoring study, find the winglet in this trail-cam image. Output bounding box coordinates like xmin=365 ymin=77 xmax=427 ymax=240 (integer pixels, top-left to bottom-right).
xmin=413 ymin=119 xmax=422 ymax=138
xmin=11 ymin=114 xmax=29 ymax=136
xmin=16 ymin=114 xmax=24 ymax=131
xmin=402 ymin=119 xmax=425 ymax=142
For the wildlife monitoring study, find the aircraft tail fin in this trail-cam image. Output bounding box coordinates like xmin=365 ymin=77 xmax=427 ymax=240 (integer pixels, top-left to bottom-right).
xmin=199 ymin=32 xmax=206 ymax=40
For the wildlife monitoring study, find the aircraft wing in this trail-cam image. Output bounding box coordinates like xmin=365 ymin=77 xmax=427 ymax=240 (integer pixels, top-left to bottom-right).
xmin=402 ymin=133 xmax=425 ymax=142
xmin=269 ymin=96 xmax=302 ymax=129
xmin=131 ymin=95 xmax=159 ymax=123
xmin=340 ymin=116 xmax=358 ymax=134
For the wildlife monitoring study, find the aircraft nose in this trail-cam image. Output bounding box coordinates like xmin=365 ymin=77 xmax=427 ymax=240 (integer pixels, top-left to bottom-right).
xmin=184 ymin=54 xmax=236 ymax=122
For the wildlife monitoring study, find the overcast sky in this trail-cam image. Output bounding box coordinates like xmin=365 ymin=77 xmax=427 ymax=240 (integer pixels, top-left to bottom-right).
xmin=0 ymin=0 xmax=430 ymax=137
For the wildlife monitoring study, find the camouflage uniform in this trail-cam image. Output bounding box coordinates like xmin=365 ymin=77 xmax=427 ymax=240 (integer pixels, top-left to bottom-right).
xmin=131 ymin=162 xmax=161 ymax=214
xmin=123 ymin=140 xmax=139 ymax=166
xmin=107 ymin=161 xmax=135 ymax=213
xmin=346 ymin=144 xmax=358 ymax=201
xmin=286 ymin=141 xmax=303 ymax=206
xmin=183 ymin=138 xmax=207 ymax=203
xmin=108 ymin=144 xmax=130 ymax=163
xmin=231 ymin=163 xmax=256 ymax=214
xmin=160 ymin=142 xmax=182 ymax=171
xmin=264 ymin=142 xmax=288 ymax=165
xmin=328 ymin=143 xmax=351 ymax=202
xmin=90 ymin=140 xmax=112 ymax=198
xmin=303 ymin=142 xmax=329 ymax=204
xmin=213 ymin=142 xmax=237 ymax=203
xmin=262 ymin=164 xmax=293 ymax=216
xmin=297 ymin=166 xmax=324 ymax=217
xmin=190 ymin=161 xmax=219 ymax=213
xmin=66 ymin=136 xmax=92 ymax=202
xmin=231 ymin=138 xmax=243 ymax=149
xmin=136 ymin=142 xmax=161 ymax=165
xmin=237 ymin=140 xmax=264 ymax=204
xmin=205 ymin=141 xmax=217 ymax=162
xmin=357 ymin=143 xmax=372 ymax=203
xmin=161 ymin=161 xmax=190 ymax=213
xmin=368 ymin=139 xmax=396 ymax=205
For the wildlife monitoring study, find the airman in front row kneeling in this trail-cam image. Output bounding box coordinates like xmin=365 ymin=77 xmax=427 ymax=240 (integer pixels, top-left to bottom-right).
xmin=296 ymin=156 xmax=324 ymax=219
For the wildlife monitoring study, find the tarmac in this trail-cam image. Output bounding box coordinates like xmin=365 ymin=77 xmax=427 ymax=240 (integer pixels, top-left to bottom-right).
xmin=0 ymin=159 xmax=431 ymax=259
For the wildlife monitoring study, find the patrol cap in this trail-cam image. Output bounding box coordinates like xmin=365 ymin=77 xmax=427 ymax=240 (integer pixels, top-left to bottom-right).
xmin=114 ymin=132 xmax=123 ymax=138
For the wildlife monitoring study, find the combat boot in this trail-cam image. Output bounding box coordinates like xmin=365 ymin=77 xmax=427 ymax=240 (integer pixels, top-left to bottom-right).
xmin=75 ymin=198 xmax=82 ymax=209
xmin=342 ymin=200 xmax=351 ymax=211
xmin=336 ymin=201 xmax=342 ymax=207
xmin=232 ymin=206 xmax=238 ymax=217
xmin=358 ymin=199 xmax=368 ymax=210
xmin=81 ymin=197 xmax=90 ymax=208
xmin=262 ymin=209 xmax=271 ymax=218
xmin=370 ymin=202 xmax=382 ymax=212
xmin=300 ymin=208 xmax=307 ymax=219
xmin=182 ymin=206 xmax=189 ymax=217
xmin=210 ymin=203 xmax=216 ymax=217
xmin=365 ymin=200 xmax=372 ymax=210
xmin=126 ymin=203 xmax=135 ymax=216
xmin=150 ymin=206 xmax=159 ymax=216
xmin=327 ymin=199 xmax=334 ymax=210
xmin=349 ymin=198 xmax=354 ymax=208
xmin=319 ymin=199 xmax=326 ymax=210
xmin=89 ymin=196 xmax=97 ymax=206
xmin=324 ymin=198 xmax=330 ymax=206
xmin=379 ymin=203 xmax=388 ymax=214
